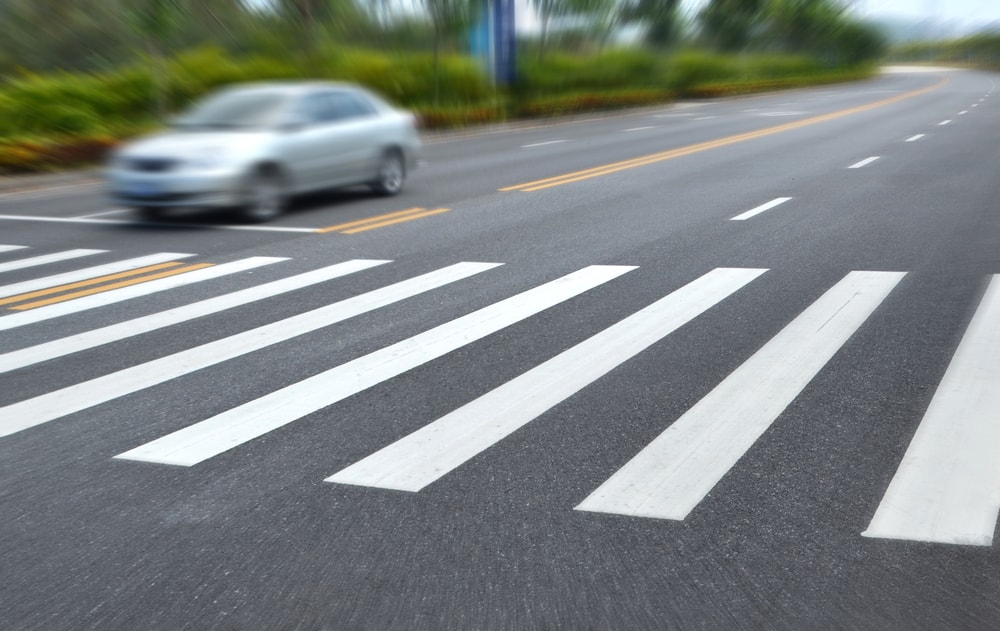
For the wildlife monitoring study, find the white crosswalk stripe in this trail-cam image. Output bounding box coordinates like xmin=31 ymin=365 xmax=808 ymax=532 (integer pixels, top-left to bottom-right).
xmin=0 ymin=262 xmax=501 ymax=439
xmin=0 ymin=259 xmax=388 ymax=374
xmin=116 ymin=265 xmax=634 ymax=466
xmin=327 ymin=267 xmax=766 ymax=492
xmin=0 ymin=256 xmax=285 ymax=331
xmin=0 ymin=248 xmax=106 ymax=273
xmin=863 ymin=274 xmax=1000 ymax=547
xmin=576 ymin=271 xmax=905 ymax=520
xmin=0 ymin=252 xmax=195 ymax=299
xmin=3 ymin=250 xmax=999 ymax=547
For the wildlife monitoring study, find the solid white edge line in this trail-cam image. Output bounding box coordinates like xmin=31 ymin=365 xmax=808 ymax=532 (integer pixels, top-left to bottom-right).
xmin=326 ymin=267 xmax=767 ymax=492
xmin=0 ymin=214 xmax=319 ymax=233
xmin=0 ymin=262 xmax=502 ymax=439
xmin=625 ymin=126 xmax=656 ymax=132
xmin=575 ymin=270 xmax=905 ymax=520
xmin=0 ymin=257 xmax=286 ymax=332
xmin=730 ymin=197 xmax=793 ymax=221
xmin=0 ymin=259 xmax=390 ymax=374
xmin=521 ymin=140 xmax=567 ymax=148
xmin=116 ymin=265 xmax=635 ymax=467
xmin=849 ymin=157 xmax=880 ymax=169
xmin=863 ymin=275 xmax=1000 ymax=546
xmin=0 ymin=252 xmax=195 ymax=299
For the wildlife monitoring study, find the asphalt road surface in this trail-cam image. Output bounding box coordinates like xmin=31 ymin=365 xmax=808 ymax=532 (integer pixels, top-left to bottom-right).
xmin=2 ymin=67 xmax=999 ymax=630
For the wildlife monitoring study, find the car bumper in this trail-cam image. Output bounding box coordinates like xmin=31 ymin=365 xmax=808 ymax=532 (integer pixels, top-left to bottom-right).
xmin=106 ymin=167 xmax=246 ymax=208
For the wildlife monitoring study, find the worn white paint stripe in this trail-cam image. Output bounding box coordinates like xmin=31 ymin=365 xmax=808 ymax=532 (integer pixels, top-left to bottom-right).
xmin=576 ymin=271 xmax=905 ymax=520
xmin=0 ymin=249 xmax=105 ymax=273
xmin=0 ymin=214 xmax=319 ymax=233
xmin=0 ymin=262 xmax=501 ymax=439
xmin=0 ymin=252 xmax=195 ymax=299
xmin=849 ymin=157 xmax=880 ymax=169
xmin=959 ymin=110 xmax=968 ymax=115
xmin=0 ymin=259 xmax=389 ymax=374
xmin=625 ymin=126 xmax=656 ymax=132
xmin=863 ymin=276 xmax=1000 ymax=546
xmin=116 ymin=265 xmax=635 ymax=466
xmin=730 ymin=197 xmax=793 ymax=221
xmin=0 ymin=257 xmax=285 ymax=332
xmin=906 ymin=134 xmax=925 ymax=142
xmin=0 ymin=245 xmax=28 ymax=253
xmin=521 ymin=140 xmax=567 ymax=148
xmin=327 ymin=267 xmax=767 ymax=492
xmin=939 ymin=120 xmax=952 ymax=126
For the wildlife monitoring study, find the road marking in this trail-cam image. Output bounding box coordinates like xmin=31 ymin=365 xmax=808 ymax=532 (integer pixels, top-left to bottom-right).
xmin=9 ymin=263 xmax=214 ymax=310
xmin=0 ymin=252 xmax=194 ymax=300
xmin=500 ymin=80 xmax=946 ymax=192
xmin=342 ymin=208 xmax=450 ymax=234
xmin=116 ymin=265 xmax=634 ymax=466
xmin=327 ymin=267 xmax=766 ymax=492
xmin=863 ymin=275 xmax=1000 ymax=546
xmin=693 ymin=116 xmax=718 ymax=121
xmin=730 ymin=197 xmax=793 ymax=221
xmin=0 ymin=245 xmax=28 ymax=253
xmin=849 ymin=157 xmax=880 ymax=169
xmin=906 ymin=134 xmax=925 ymax=142
xmin=625 ymin=126 xmax=656 ymax=132
xmin=939 ymin=120 xmax=952 ymax=126
xmin=315 ymin=207 xmax=449 ymax=234
xmin=521 ymin=140 xmax=568 ymax=148
xmin=73 ymin=208 xmax=132 ymax=219
xmin=0 ymin=257 xmax=285 ymax=332
xmin=0 ymin=260 xmax=389 ymax=375
xmin=0 ymin=262 xmax=500 ymax=439
xmin=1 ymin=262 xmax=187 ymax=307
xmin=959 ymin=110 xmax=968 ymax=115
xmin=0 ymin=214 xmax=319 ymax=233
xmin=0 ymin=249 xmax=105 ymax=273
xmin=575 ymin=271 xmax=905 ymax=520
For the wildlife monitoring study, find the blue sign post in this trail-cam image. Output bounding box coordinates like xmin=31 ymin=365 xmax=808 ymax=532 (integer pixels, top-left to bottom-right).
xmin=472 ymin=0 xmax=516 ymax=86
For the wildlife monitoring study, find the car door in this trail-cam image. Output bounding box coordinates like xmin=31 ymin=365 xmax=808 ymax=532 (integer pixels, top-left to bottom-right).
xmin=277 ymin=91 xmax=338 ymax=192
xmin=322 ymin=90 xmax=383 ymax=184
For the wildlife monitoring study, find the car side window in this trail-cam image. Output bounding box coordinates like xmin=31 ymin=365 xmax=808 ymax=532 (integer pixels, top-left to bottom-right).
xmin=293 ymin=93 xmax=336 ymax=125
xmin=326 ymin=91 xmax=377 ymax=122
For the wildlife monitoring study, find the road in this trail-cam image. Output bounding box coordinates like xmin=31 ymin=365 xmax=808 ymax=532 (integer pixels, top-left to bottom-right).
xmin=1 ymin=67 xmax=998 ymax=630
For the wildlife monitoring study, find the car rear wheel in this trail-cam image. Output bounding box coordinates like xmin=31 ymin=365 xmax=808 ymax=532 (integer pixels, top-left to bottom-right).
xmin=136 ymin=207 xmax=166 ymax=221
xmin=241 ymin=168 xmax=287 ymax=223
xmin=371 ymin=150 xmax=405 ymax=196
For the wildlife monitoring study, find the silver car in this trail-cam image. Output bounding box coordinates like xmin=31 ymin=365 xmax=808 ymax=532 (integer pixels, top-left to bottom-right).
xmin=106 ymin=82 xmax=421 ymax=222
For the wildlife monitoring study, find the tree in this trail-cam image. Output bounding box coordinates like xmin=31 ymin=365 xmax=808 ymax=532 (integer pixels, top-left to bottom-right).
xmin=529 ymin=0 xmax=613 ymax=58
xmin=422 ymin=0 xmax=479 ymax=102
xmin=617 ymin=0 xmax=682 ymax=48
xmin=128 ymin=0 xmax=183 ymax=119
xmin=698 ymin=0 xmax=766 ymax=52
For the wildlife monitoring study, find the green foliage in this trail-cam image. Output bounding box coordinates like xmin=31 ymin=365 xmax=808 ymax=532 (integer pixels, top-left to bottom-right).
xmin=892 ymin=33 xmax=1000 ymax=70
xmin=517 ymin=49 xmax=665 ymax=97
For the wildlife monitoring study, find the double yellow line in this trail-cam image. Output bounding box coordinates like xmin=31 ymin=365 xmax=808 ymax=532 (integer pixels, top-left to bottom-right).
xmin=316 ymin=207 xmax=451 ymax=234
xmin=1 ymin=261 xmax=213 ymax=310
xmin=501 ymin=79 xmax=947 ymax=193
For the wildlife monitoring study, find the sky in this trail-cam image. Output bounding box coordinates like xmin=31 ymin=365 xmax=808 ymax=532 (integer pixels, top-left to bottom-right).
xmin=511 ymin=0 xmax=1000 ymax=32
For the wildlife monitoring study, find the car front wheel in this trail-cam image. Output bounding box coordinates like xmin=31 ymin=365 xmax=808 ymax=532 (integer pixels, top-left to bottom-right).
xmin=371 ymin=150 xmax=405 ymax=196
xmin=241 ymin=168 xmax=287 ymax=222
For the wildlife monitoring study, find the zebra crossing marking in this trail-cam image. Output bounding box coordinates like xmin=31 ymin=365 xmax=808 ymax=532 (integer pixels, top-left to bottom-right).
xmin=864 ymin=274 xmax=1000 ymax=546
xmin=0 ymin=252 xmax=194 ymax=300
xmin=0 ymin=256 xmax=285 ymax=332
xmin=0 ymin=262 xmax=500 ymax=439
xmin=116 ymin=265 xmax=634 ymax=467
xmin=327 ymin=267 xmax=767 ymax=492
xmin=576 ymin=271 xmax=905 ymax=520
xmin=0 ymin=249 xmax=106 ymax=273
xmin=0 ymin=259 xmax=389 ymax=374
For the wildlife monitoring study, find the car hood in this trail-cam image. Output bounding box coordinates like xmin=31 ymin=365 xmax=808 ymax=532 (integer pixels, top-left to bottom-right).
xmin=119 ymin=130 xmax=271 ymax=160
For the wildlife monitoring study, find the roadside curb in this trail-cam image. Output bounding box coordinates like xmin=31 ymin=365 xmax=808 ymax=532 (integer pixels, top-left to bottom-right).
xmin=0 ymin=169 xmax=101 ymax=196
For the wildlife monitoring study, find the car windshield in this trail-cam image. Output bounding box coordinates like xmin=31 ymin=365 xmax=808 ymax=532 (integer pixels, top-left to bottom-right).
xmin=173 ymin=89 xmax=292 ymax=130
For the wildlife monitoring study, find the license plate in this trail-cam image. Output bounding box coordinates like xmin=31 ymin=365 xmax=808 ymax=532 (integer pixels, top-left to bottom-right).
xmin=125 ymin=181 xmax=160 ymax=197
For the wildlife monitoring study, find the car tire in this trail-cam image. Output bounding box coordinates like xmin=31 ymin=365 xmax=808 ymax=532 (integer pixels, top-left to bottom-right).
xmin=136 ymin=207 xmax=165 ymax=221
xmin=371 ymin=150 xmax=405 ymax=196
xmin=241 ymin=167 xmax=287 ymax=223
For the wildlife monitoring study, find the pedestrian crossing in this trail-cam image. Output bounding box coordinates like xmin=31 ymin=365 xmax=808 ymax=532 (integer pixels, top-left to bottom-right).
xmin=2 ymin=243 xmax=999 ymax=547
